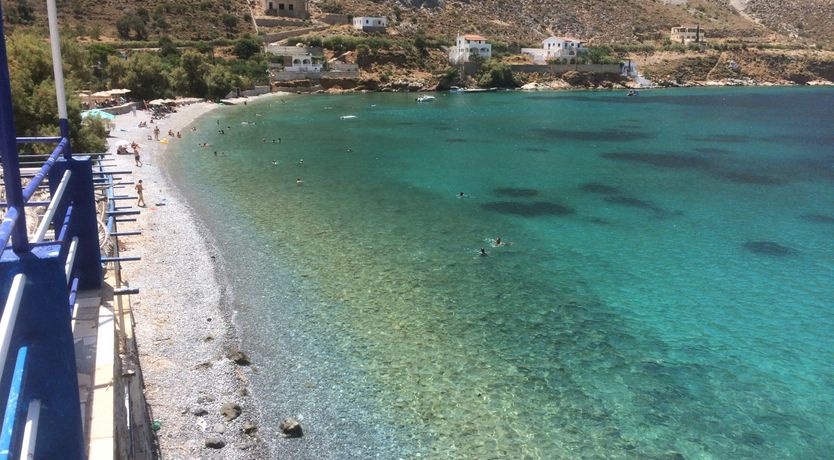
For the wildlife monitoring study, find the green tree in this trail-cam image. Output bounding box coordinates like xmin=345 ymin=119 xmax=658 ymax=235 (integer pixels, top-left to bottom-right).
xmin=6 ymin=32 xmax=106 ymax=153
xmin=205 ymin=66 xmax=234 ymax=100
xmin=158 ymin=36 xmax=180 ymax=59
xmin=178 ymin=50 xmax=209 ymax=97
xmin=5 ymin=0 xmax=36 ymax=24
xmin=221 ymin=14 xmax=238 ymax=35
xmin=233 ymin=34 xmax=261 ymax=60
xmin=124 ymin=53 xmax=169 ymax=100
xmin=477 ymin=59 xmax=516 ymax=88
xmin=105 ymin=55 xmax=128 ymax=89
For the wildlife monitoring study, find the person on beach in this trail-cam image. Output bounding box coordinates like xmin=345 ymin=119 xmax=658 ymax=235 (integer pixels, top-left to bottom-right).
xmin=136 ymin=180 xmax=146 ymax=207
xmin=153 ymin=126 xmax=160 ymax=141
xmin=132 ymin=143 xmax=142 ymax=167
xmin=176 ymin=131 xmax=181 ymax=139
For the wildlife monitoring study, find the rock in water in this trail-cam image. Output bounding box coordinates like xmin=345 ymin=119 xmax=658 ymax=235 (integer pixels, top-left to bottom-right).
xmin=205 ymin=438 xmax=225 ymax=449
xmin=226 ymin=349 xmax=252 ymax=366
xmin=242 ymin=421 xmax=258 ymax=435
xmin=279 ymin=418 xmax=303 ymax=437
xmin=220 ymin=402 xmax=242 ymax=421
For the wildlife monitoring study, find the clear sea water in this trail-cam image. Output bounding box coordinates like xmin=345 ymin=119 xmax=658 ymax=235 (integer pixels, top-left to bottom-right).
xmin=168 ymin=88 xmax=834 ymax=459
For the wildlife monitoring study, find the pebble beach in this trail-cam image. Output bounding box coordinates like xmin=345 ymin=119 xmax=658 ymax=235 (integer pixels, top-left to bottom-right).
xmin=107 ymin=94 xmax=286 ymax=459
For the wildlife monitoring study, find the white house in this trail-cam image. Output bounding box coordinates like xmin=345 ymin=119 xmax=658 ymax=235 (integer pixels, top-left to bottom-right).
xmin=449 ymin=34 xmax=492 ymax=64
xmin=353 ymin=16 xmax=387 ymax=32
xmin=522 ymin=37 xmax=585 ymax=63
xmin=286 ymin=55 xmax=322 ymax=72
xmin=543 ymin=37 xmax=584 ymax=58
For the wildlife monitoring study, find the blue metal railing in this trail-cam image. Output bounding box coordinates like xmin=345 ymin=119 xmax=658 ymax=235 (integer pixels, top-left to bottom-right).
xmin=0 ymin=2 xmax=104 ymax=458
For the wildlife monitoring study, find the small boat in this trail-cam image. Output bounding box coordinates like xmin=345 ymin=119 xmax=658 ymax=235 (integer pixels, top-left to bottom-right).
xmin=340 ymin=115 xmax=358 ymax=119
xmin=627 ymin=89 xmax=639 ymax=97
xmin=416 ymin=95 xmax=436 ymax=103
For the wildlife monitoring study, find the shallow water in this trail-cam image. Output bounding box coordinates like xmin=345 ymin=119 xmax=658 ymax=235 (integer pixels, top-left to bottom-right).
xmin=169 ymin=88 xmax=834 ymax=459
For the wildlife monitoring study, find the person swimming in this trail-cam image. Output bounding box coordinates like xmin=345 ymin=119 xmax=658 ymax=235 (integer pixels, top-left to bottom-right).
xmin=458 ymin=192 xmax=465 ymax=198
xmin=271 ymin=160 xmax=277 ymax=166
xmin=480 ymin=248 xmax=488 ymax=257
xmin=296 ymin=177 xmax=303 ymax=186
xmin=495 ymin=237 xmax=502 ymax=246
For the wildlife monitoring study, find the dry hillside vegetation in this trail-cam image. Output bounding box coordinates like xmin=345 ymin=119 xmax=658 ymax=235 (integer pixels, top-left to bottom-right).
xmin=5 ymin=0 xmax=834 ymax=46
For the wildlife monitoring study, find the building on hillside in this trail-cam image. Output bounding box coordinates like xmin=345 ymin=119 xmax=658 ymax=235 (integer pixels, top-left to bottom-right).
xmin=521 ymin=36 xmax=585 ymax=63
xmin=671 ymin=25 xmax=705 ymax=44
xmin=263 ymin=0 xmax=308 ymax=19
xmin=353 ymin=17 xmax=388 ymax=32
xmin=265 ymin=44 xmax=323 ymax=72
xmin=449 ymin=34 xmax=492 ymax=64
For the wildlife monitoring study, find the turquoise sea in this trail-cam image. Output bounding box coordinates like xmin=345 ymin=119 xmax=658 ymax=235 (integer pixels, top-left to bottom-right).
xmin=169 ymin=88 xmax=834 ymax=459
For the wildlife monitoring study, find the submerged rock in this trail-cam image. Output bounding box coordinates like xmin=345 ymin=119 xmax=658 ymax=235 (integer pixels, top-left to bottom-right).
xmin=279 ymin=418 xmax=303 ymax=437
xmin=226 ymin=349 xmax=252 ymax=366
xmin=242 ymin=421 xmax=258 ymax=435
xmin=205 ymin=438 xmax=225 ymax=449
xmin=191 ymin=407 xmax=208 ymax=417
xmin=220 ymin=402 xmax=242 ymax=421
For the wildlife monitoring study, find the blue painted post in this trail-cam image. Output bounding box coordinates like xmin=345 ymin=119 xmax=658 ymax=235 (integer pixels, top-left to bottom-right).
xmin=0 ymin=245 xmax=84 ymax=460
xmin=0 ymin=9 xmax=29 ymax=253
xmin=65 ymin=157 xmax=102 ymax=289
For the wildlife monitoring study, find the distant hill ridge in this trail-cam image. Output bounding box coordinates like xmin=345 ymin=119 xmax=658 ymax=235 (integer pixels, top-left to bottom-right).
xmin=2 ymin=0 xmax=832 ymax=46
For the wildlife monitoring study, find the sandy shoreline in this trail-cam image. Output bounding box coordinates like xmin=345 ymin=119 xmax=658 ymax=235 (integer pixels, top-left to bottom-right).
xmin=108 ymin=93 xmax=286 ymax=459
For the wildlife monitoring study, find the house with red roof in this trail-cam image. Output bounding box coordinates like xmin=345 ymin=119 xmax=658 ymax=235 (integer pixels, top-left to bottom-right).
xmin=449 ymin=34 xmax=492 ymax=64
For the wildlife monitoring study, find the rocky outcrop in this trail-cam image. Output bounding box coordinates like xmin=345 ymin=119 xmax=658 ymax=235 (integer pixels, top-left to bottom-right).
xmin=279 ymin=418 xmax=303 ymax=437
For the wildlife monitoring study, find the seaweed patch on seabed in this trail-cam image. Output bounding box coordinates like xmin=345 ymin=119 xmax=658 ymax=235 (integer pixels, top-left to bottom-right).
xmin=799 ymin=214 xmax=834 ymax=224
xmin=482 ymin=201 xmax=575 ymax=217
xmin=494 ymin=187 xmax=539 ymax=197
xmin=687 ymin=134 xmax=751 ymax=143
xmin=743 ymin=241 xmax=798 ymax=256
xmin=532 ymin=128 xmax=654 ymax=142
xmin=693 ymin=147 xmax=733 ymax=155
xmin=602 ymin=152 xmax=711 ymax=170
xmin=580 ymin=183 xmax=621 ymax=194
xmin=603 ymin=196 xmax=681 ymax=218
xmin=717 ymin=171 xmax=784 ymax=185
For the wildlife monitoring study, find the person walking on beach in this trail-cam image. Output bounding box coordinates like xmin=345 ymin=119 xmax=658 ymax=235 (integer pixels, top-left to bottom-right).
xmin=135 ymin=180 xmax=146 ymax=207
xmin=153 ymin=126 xmax=160 ymax=141
xmin=132 ymin=143 xmax=142 ymax=167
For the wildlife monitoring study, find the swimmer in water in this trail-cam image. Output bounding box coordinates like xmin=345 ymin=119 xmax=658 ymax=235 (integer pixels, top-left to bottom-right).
xmin=495 ymin=237 xmax=502 ymax=246
xmin=480 ymin=248 xmax=488 ymax=257
xmin=297 ymin=159 xmax=304 ymax=166
xmin=271 ymin=160 xmax=277 ymax=166
xmin=458 ymin=192 xmax=465 ymax=198
xmin=296 ymin=177 xmax=303 ymax=186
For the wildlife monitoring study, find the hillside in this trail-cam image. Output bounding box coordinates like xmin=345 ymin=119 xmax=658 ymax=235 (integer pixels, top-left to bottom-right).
xmin=1 ymin=0 xmax=255 ymax=40
xmin=2 ymin=0 xmax=832 ymax=47
xmin=745 ymin=0 xmax=834 ymax=46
